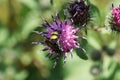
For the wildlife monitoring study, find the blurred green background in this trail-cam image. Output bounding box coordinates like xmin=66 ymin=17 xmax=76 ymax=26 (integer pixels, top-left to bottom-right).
xmin=0 ymin=0 xmax=120 ymax=80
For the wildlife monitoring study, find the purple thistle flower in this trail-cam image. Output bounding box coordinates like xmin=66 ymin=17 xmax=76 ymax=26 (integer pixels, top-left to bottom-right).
xmin=109 ymin=4 xmax=120 ymax=32
xmin=33 ymin=13 xmax=82 ymax=64
xmin=68 ymin=0 xmax=90 ymax=26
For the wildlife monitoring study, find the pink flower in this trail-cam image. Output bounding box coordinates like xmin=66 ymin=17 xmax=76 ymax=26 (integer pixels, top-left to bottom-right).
xmin=33 ymin=13 xmax=81 ymax=63
xmin=112 ymin=5 xmax=120 ymax=27
xmin=109 ymin=4 xmax=120 ymax=32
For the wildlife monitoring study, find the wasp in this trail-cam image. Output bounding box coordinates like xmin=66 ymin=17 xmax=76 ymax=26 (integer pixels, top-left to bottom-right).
xmin=44 ymin=30 xmax=63 ymax=60
xmin=32 ymin=30 xmax=62 ymax=60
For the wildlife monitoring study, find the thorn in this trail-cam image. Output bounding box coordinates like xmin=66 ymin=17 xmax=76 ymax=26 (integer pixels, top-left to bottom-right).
xmin=51 ymin=15 xmax=54 ymax=19
xmin=50 ymin=27 xmax=55 ymax=31
xmin=65 ymin=20 xmax=67 ymax=25
xmin=70 ymin=18 xmax=73 ymax=23
xmin=32 ymin=31 xmax=48 ymax=38
xmin=32 ymin=31 xmax=48 ymax=36
xmin=52 ymin=16 xmax=58 ymax=25
xmin=32 ymin=42 xmax=45 ymax=45
xmin=51 ymin=55 xmax=57 ymax=60
xmin=73 ymin=11 xmax=78 ymax=18
xmin=64 ymin=58 xmax=66 ymax=63
xmin=42 ymin=47 xmax=49 ymax=51
xmin=56 ymin=12 xmax=60 ymax=20
xmin=70 ymin=51 xmax=73 ymax=59
xmin=53 ymin=61 xmax=57 ymax=68
xmin=45 ymin=20 xmax=52 ymax=27
xmin=112 ymin=3 xmax=114 ymax=8
xmin=60 ymin=23 xmax=62 ymax=28
xmin=63 ymin=54 xmax=67 ymax=63
xmin=31 ymin=42 xmax=38 ymax=45
xmin=82 ymin=23 xmax=87 ymax=27
xmin=45 ymin=53 xmax=53 ymax=58
xmin=54 ymin=20 xmax=58 ymax=25
xmin=64 ymin=10 xmax=67 ymax=20
xmin=37 ymin=25 xmax=42 ymax=28
xmin=41 ymin=24 xmax=47 ymax=28
xmin=32 ymin=31 xmax=42 ymax=35
xmin=45 ymin=53 xmax=49 ymax=57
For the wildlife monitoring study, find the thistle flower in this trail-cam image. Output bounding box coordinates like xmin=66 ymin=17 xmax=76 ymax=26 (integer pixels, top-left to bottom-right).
xmin=109 ymin=4 xmax=120 ymax=32
xmin=68 ymin=0 xmax=90 ymax=26
xmin=32 ymin=13 xmax=83 ymax=64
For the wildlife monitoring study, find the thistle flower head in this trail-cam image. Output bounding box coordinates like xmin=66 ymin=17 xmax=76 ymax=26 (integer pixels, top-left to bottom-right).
xmin=109 ymin=4 xmax=120 ymax=32
xmin=112 ymin=5 xmax=120 ymax=26
xmin=33 ymin=13 xmax=81 ymax=64
xmin=68 ymin=0 xmax=90 ymax=26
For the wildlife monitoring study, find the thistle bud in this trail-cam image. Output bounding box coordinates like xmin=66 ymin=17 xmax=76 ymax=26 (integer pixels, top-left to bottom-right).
xmin=109 ymin=4 xmax=120 ymax=32
xmin=68 ymin=0 xmax=90 ymax=26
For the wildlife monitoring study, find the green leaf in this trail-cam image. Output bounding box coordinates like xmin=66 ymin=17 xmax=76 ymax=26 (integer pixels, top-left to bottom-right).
xmin=90 ymin=4 xmax=100 ymax=16
xmin=90 ymin=4 xmax=101 ymax=26
xmin=75 ymin=48 xmax=88 ymax=60
xmin=75 ymin=38 xmax=88 ymax=60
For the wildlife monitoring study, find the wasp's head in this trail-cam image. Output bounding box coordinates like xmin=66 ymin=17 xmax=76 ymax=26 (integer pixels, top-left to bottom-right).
xmin=50 ymin=31 xmax=59 ymax=40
